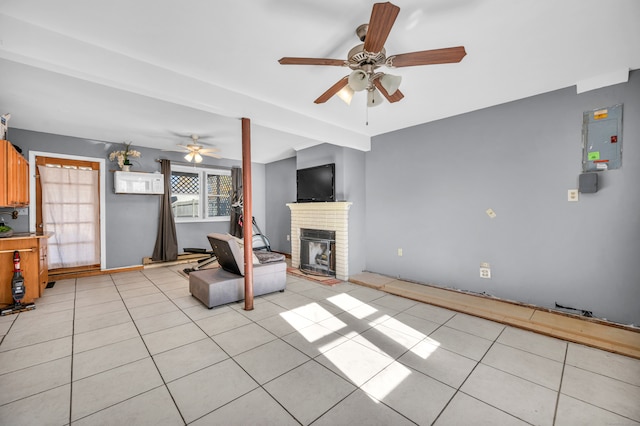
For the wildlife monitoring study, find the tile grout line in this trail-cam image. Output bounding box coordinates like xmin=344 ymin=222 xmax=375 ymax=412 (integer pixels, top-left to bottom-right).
xmin=68 ymin=277 xmax=78 ymax=425
xmin=0 ymin=312 xmax=18 ymax=348
xmin=552 ymin=342 xmax=569 ymax=425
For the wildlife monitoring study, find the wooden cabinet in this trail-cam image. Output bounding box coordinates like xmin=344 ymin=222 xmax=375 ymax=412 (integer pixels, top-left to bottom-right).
xmin=39 ymin=237 xmax=48 ymax=295
xmin=0 ymin=139 xmax=30 ymax=207
xmin=0 ymin=234 xmax=50 ymax=305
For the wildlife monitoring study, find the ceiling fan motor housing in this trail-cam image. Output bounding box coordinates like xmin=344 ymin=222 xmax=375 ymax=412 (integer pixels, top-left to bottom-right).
xmin=347 ymin=44 xmax=387 ymax=92
xmin=348 ymin=44 xmax=386 ymax=70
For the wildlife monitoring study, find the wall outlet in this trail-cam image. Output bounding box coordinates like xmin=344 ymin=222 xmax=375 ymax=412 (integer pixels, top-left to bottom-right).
xmin=480 ymin=267 xmax=491 ymax=279
xmin=568 ymin=189 xmax=579 ymax=202
xmin=397 ymin=248 xmax=403 ymax=257
xmin=286 ymin=234 xmax=290 ymax=241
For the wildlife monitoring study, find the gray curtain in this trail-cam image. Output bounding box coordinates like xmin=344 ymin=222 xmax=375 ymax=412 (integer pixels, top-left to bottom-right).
xmin=229 ymin=166 xmax=243 ymax=238
xmin=152 ymin=159 xmax=178 ymax=261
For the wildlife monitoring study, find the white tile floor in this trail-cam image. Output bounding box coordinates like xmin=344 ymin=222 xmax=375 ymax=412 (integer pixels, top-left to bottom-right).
xmin=1 ymin=265 xmax=639 ymax=425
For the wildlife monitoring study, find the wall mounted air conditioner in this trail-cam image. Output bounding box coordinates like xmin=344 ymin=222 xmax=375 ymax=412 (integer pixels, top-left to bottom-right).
xmin=114 ymin=171 xmax=164 ymax=194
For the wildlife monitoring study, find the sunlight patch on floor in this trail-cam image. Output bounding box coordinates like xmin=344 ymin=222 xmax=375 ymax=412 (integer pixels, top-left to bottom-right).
xmin=363 ymin=362 xmax=413 ymax=402
xmin=326 ymin=293 xmax=366 ymax=311
xmin=279 ymin=290 xmax=441 ymax=397
xmin=377 ymin=316 xmax=427 ymax=340
xmin=410 ymin=337 xmax=441 ymax=359
xmin=347 ymin=303 xmax=378 ymax=320
xmin=280 ymin=310 xmax=317 ymax=332
xmin=290 ymin=302 xmax=335 ymax=323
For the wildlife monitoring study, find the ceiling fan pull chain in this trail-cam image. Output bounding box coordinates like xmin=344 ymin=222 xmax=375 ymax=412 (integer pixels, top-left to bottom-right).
xmin=366 ymin=102 xmax=369 ymax=126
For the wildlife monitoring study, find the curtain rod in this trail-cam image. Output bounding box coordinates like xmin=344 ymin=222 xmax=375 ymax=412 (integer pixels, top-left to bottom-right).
xmin=155 ymin=158 xmax=238 ymax=170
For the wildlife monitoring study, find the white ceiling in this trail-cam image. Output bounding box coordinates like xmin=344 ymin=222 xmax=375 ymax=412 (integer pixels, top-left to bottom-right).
xmin=1 ymin=0 xmax=638 ymax=163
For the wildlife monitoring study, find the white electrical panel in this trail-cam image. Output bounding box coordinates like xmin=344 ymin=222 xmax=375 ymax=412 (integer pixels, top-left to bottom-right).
xmin=114 ymin=171 xmax=164 ymax=194
xmin=582 ymin=104 xmax=622 ymax=171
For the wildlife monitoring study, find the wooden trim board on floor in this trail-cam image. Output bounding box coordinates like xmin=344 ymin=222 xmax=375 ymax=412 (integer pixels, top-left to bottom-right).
xmin=49 ymin=265 xmax=143 ymax=281
xmin=349 ymin=274 xmax=640 ymax=359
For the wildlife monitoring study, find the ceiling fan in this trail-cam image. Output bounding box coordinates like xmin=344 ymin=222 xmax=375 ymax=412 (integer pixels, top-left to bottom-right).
xmin=279 ymin=1 xmax=466 ymax=107
xmin=167 ymin=134 xmax=221 ymax=163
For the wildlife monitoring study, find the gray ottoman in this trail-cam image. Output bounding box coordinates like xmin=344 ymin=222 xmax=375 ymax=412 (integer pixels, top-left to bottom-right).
xmin=189 ymin=233 xmax=287 ymax=308
xmin=189 ymin=261 xmax=286 ymax=308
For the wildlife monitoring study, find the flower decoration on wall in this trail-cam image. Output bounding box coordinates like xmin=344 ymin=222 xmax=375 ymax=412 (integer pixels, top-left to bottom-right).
xmin=109 ymin=142 xmax=141 ymax=169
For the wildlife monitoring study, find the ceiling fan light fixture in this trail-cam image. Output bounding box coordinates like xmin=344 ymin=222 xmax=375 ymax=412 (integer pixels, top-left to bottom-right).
xmin=337 ymin=85 xmax=355 ymax=105
xmin=184 ymin=152 xmax=195 ymax=162
xmin=348 ymin=69 xmax=369 ymax=91
xmin=367 ymin=89 xmax=383 ymax=107
xmin=380 ymin=73 xmax=402 ymax=95
xmin=193 ymin=152 xmax=203 ymax=163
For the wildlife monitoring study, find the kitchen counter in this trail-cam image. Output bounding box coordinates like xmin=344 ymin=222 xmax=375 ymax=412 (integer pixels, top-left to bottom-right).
xmin=0 ymin=233 xmax=52 ymax=306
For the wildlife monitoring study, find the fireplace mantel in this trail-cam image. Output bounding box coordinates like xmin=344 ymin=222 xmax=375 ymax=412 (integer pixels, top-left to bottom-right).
xmin=287 ymin=202 xmax=352 ymax=280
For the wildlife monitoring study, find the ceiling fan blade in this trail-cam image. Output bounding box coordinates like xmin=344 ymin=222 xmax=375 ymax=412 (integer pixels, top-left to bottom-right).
xmin=279 ymin=57 xmax=346 ymax=66
xmin=199 ymin=148 xmax=220 ymax=154
xmin=372 ymin=78 xmax=404 ymax=103
xmin=201 ymin=152 xmax=222 ymax=159
xmin=388 ymin=46 xmax=467 ymax=67
xmin=314 ymin=76 xmax=350 ymax=104
xmin=162 ymin=147 xmax=189 ymax=153
xmin=363 ymin=2 xmax=400 ymax=53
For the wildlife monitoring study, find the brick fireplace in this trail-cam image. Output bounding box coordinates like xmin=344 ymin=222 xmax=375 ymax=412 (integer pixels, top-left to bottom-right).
xmin=286 ymin=202 xmax=352 ymax=281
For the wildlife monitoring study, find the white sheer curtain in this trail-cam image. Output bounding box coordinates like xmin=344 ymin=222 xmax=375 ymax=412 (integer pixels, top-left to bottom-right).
xmin=38 ymin=165 xmax=100 ymax=269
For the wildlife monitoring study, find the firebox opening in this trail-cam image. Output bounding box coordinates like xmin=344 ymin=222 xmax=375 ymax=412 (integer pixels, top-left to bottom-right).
xmin=299 ymin=229 xmax=336 ymax=277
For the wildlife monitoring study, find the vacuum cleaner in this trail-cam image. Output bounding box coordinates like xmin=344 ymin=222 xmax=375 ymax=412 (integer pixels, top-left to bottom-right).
xmin=1 ymin=251 xmax=36 ymax=316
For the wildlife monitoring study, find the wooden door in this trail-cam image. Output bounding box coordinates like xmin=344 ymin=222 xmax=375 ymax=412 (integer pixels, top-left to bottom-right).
xmin=35 ymin=156 xmax=101 ymax=275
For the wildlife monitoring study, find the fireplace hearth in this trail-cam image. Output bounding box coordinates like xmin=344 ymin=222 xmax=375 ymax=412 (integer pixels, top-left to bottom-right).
xmin=299 ymin=229 xmax=336 ymax=276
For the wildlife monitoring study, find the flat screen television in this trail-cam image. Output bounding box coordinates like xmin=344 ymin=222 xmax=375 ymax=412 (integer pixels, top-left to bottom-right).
xmin=297 ymin=163 xmax=335 ymax=202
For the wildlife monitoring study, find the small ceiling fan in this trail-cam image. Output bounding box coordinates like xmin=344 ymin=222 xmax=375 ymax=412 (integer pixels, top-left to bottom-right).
xmin=166 ymin=134 xmax=221 ymax=163
xmin=279 ymin=1 xmax=466 ymax=107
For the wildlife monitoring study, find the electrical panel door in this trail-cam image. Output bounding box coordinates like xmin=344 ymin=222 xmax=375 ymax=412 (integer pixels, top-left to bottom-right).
xmin=582 ymin=104 xmax=622 ymax=171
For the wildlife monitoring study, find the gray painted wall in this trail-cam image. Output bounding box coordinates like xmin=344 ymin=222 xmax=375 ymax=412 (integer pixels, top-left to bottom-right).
xmin=366 ymin=71 xmax=640 ymax=325
xmin=265 ymin=156 xmax=295 ymax=253
xmin=343 ymin=148 xmax=366 ymax=276
xmin=7 ymin=129 xmax=266 ymax=269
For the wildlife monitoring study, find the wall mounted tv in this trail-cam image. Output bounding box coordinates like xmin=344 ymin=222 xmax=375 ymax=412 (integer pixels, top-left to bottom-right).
xmin=297 ymin=163 xmax=335 ymax=202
